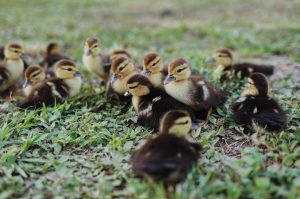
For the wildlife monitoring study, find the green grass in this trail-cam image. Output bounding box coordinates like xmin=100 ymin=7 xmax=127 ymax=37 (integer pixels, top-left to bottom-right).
xmin=0 ymin=0 xmax=300 ymax=198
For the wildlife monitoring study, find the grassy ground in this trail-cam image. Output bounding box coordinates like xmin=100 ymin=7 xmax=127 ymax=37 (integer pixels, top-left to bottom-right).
xmin=0 ymin=0 xmax=300 ymax=198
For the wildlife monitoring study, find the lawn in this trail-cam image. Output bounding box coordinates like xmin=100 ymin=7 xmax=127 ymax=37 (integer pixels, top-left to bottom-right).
xmin=0 ymin=0 xmax=300 ymax=198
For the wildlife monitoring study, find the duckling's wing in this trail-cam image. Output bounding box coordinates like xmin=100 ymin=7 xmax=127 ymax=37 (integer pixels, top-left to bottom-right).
xmin=232 ymin=96 xmax=257 ymax=125
xmin=234 ymin=63 xmax=274 ymax=78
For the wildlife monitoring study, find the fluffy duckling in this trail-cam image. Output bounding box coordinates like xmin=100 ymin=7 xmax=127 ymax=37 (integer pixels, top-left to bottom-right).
xmin=131 ymin=110 xmax=202 ymax=184
xmin=16 ymin=60 xmax=82 ymax=108
xmin=82 ymin=37 xmax=110 ymax=81
xmin=164 ymin=58 xmax=227 ymax=119
xmin=39 ymin=42 xmax=70 ymax=68
xmin=22 ymin=65 xmax=46 ymax=97
xmin=0 ymin=44 xmax=27 ymax=94
xmin=232 ymin=73 xmax=286 ymax=133
xmin=126 ymin=74 xmax=199 ymax=130
xmin=142 ymin=52 xmax=167 ymax=88
xmin=106 ymin=56 xmax=138 ymax=101
xmin=208 ymin=48 xmax=274 ymax=81
xmin=110 ymin=50 xmax=132 ymax=63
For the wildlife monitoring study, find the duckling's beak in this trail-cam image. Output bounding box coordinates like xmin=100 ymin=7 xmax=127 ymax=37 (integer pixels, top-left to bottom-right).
xmin=190 ymin=123 xmax=199 ymax=130
xmin=164 ymin=74 xmax=176 ymax=85
xmin=124 ymin=90 xmax=132 ymax=97
xmin=85 ymin=49 xmax=93 ymax=56
xmin=111 ymin=74 xmax=119 ymax=83
xmin=20 ymin=53 xmax=29 ymax=60
xmin=206 ymin=57 xmax=216 ymax=63
xmin=74 ymin=71 xmax=83 ymax=78
xmin=23 ymin=80 xmax=32 ymax=88
xmin=142 ymin=69 xmax=151 ymax=76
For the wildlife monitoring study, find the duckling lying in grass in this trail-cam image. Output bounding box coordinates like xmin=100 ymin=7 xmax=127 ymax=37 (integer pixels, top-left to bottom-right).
xmin=164 ymin=58 xmax=227 ymax=120
xmin=39 ymin=42 xmax=70 ymax=68
xmin=126 ymin=74 xmax=200 ymax=130
xmin=16 ymin=60 xmax=82 ymax=108
xmin=131 ymin=110 xmax=202 ymax=184
xmin=207 ymin=48 xmax=274 ymax=82
xmin=142 ymin=52 xmax=167 ymax=88
xmin=0 ymin=44 xmax=27 ymax=96
xmin=23 ymin=65 xmax=46 ymax=97
xmin=232 ymin=73 xmax=286 ymax=133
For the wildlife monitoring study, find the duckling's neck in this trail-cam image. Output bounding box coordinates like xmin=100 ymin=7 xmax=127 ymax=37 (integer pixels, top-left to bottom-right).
xmin=149 ymin=72 xmax=164 ymax=88
xmin=82 ymin=53 xmax=104 ymax=77
xmin=63 ymin=76 xmax=82 ymax=97
xmin=6 ymin=59 xmax=24 ymax=81
xmin=132 ymin=96 xmax=140 ymax=112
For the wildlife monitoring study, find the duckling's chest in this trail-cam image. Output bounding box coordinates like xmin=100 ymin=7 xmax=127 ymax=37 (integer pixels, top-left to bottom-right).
xmin=112 ymin=73 xmax=135 ymax=94
xmin=213 ymin=65 xmax=225 ymax=80
xmin=7 ymin=59 xmax=24 ymax=83
xmin=132 ymin=96 xmax=140 ymax=112
xmin=64 ymin=77 xmax=82 ymax=97
xmin=82 ymin=55 xmax=103 ymax=73
xmin=149 ymin=72 xmax=164 ymax=88
xmin=165 ymin=81 xmax=193 ymax=106
xmin=23 ymin=85 xmax=33 ymax=97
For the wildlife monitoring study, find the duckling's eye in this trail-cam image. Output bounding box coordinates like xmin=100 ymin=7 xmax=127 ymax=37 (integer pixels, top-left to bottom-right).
xmin=67 ymin=68 xmax=73 ymax=71
xmin=152 ymin=63 xmax=156 ymax=66
xmin=32 ymin=74 xmax=37 ymax=77
xmin=177 ymin=68 xmax=183 ymax=73
xmin=94 ymin=45 xmax=98 ymax=48
xmin=13 ymin=50 xmax=18 ymax=53
xmin=119 ymin=63 xmax=128 ymax=71
xmin=176 ymin=120 xmax=189 ymax=125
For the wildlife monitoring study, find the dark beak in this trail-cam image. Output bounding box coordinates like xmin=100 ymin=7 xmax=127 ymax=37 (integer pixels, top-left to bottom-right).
xmin=23 ymin=80 xmax=32 ymax=88
xmin=20 ymin=53 xmax=30 ymax=60
xmin=206 ymin=57 xmax=216 ymax=63
xmin=124 ymin=90 xmax=132 ymax=97
xmin=74 ymin=71 xmax=83 ymax=78
xmin=85 ymin=49 xmax=93 ymax=56
xmin=164 ymin=74 xmax=176 ymax=85
xmin=142 ymin=70 xmax=151 ymax=76
xmin=111 ymin=74 xmax=119 ymax=83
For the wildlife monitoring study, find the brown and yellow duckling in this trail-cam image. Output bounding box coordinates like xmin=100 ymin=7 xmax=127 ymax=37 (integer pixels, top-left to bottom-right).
xmin=16 ymin=60 xmax=82 ymax=108
xmin=23 ymin=65 xmax=46 ymax=97
xmin=106 ymin=56 xmax=138 ymax=102
xmin=207 ymin=48 xmax=274 ymax=81
xmin=82 ymin=37 xmax=111 ymax=82
xmin=126 ymin=74 xmax=200 ymax=130
xmin=164 ymin=58 xmax=227 ymax=120
xmin=232 ymin=73 xmax=286 ymax=133
xmin=131 ymin=110 xmax=202 ymax=184
xmin=142 ymin=52 xmax=167 ymax=88
xmin=0 ymin=44 xmax=27 ymax=96
xmin=39 ymin=42 xmax=70 ymax=68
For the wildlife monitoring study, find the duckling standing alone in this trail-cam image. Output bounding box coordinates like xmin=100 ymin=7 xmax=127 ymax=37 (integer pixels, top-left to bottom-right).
xmin=126 ymin=74 xmax=199 ymax=130
xmin=207 ymin=48 xmax=274 ymax=81
xmin=106 ymin=56 xmax=138 ymax=101
xmin=131 ymin=110 xmax=202 ymax=184
xmin=22 ymin=65 xmax=46 ymax=97
xmin=232 ymin=73 xmax=286 ymax=133
xmin=142 ymin=52 xmax=167 ymax=88
xmin=16 ymin=60 xmax=82 ymax=108
xmin=164 ymin=58 xmax=227 ymax=120
xmin=39 ymin=42 xmax=70 ymax=68
xmin=82 ymin=37 xmax=110 ymax=81
xmin=0 ymin=44 xmax=26 ymax=95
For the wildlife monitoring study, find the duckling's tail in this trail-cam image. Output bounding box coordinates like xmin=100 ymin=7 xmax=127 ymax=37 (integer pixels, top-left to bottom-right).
xmin=254 ymin=65 xmax=274 ymax=76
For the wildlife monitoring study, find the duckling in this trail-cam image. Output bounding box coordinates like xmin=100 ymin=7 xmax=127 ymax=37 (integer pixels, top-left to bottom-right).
xmin=0 ymin=44 xmax=27 ymax=95
xmin=142 ymin=52 xmax=167 ymax=88
xmin=39 ymin=42 xmax=70 ymax=68
xmin=232 ymin=73 xmax=286 ymax=133
xmin=0 ymin=44 xmax=29 ymax=69
xmin=207 ymin=48 xmax=274 ymax=81
xmin=82 ymin=37 xmax=110 ymax=81
xmin=164 ymin=58 xmax=227 ymax=120
xmin=16 ymin=60 xmax=82 ymax=108
xmin=106 ymin=56 xmax=138 ymax=102
xmin=126 ymin=74 xmax=200 ymax=130
xmin=131 ymin=110 xmax=202 ymax=184
xmin=22 ymin=65 xmax=46 ymax=97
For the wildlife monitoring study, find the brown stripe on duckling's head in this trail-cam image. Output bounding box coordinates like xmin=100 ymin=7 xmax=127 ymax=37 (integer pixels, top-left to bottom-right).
xmin=159 ymin=110 xmax=192 ymax=136
xmin=216 ymin=48 xmax=233 ymax=58
xmin=111 ymin=56 xmax=129 ymax=73
xmin=248 ymin=73 xmax=269 ymax=96
xmin=110 ymin=50 xmax=131 ymax=61
xmin=85 ymin=37 xmax=99 ymax=47
xmin=6 ymin=43 xmax=23 ymax=50
xmin=25 ymin=65 xmax=44 ymax=79
xmin=46 ymin=42 xmax=60 ymax=55
xmin=126 ymin=74 xmax=153 ymax=96
xmin=144 ymin=52 xmax=160 ymax=67
xmin=168 ymin=58 xmax=189 ymax=72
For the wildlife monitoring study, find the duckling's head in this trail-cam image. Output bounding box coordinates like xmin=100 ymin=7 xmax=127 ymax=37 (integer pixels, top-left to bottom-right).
xmin=207 ymin=48 xmax=233 ymax=67
xmin=46 ymin=42 xmax=61 ymax=55
xmin=142 ymin=52 xmax=163 ymax=76
xmin=23 ymin=65 xmax=46 ymax=88
xmin=159 ymin=110 xmax=192 ymax=136
xmin=243 ymin=73 xmax=268 ymax=97
xmin=111 ymin=57 xmax=135 ymax=83
xmin=4 ymin=43 xmax=27 ymax=60
xmin=54 ymin=59 xmax=82 ymax=79
xmin=126 ymin=74 xmax=153 ymax=97
xmin=84 ymin=37 xmax=100 ymax=56
xmin=164 ymin=58 xmax=191 ymax=84
xmin=110 ymin=50 xmax=131 ymax=62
